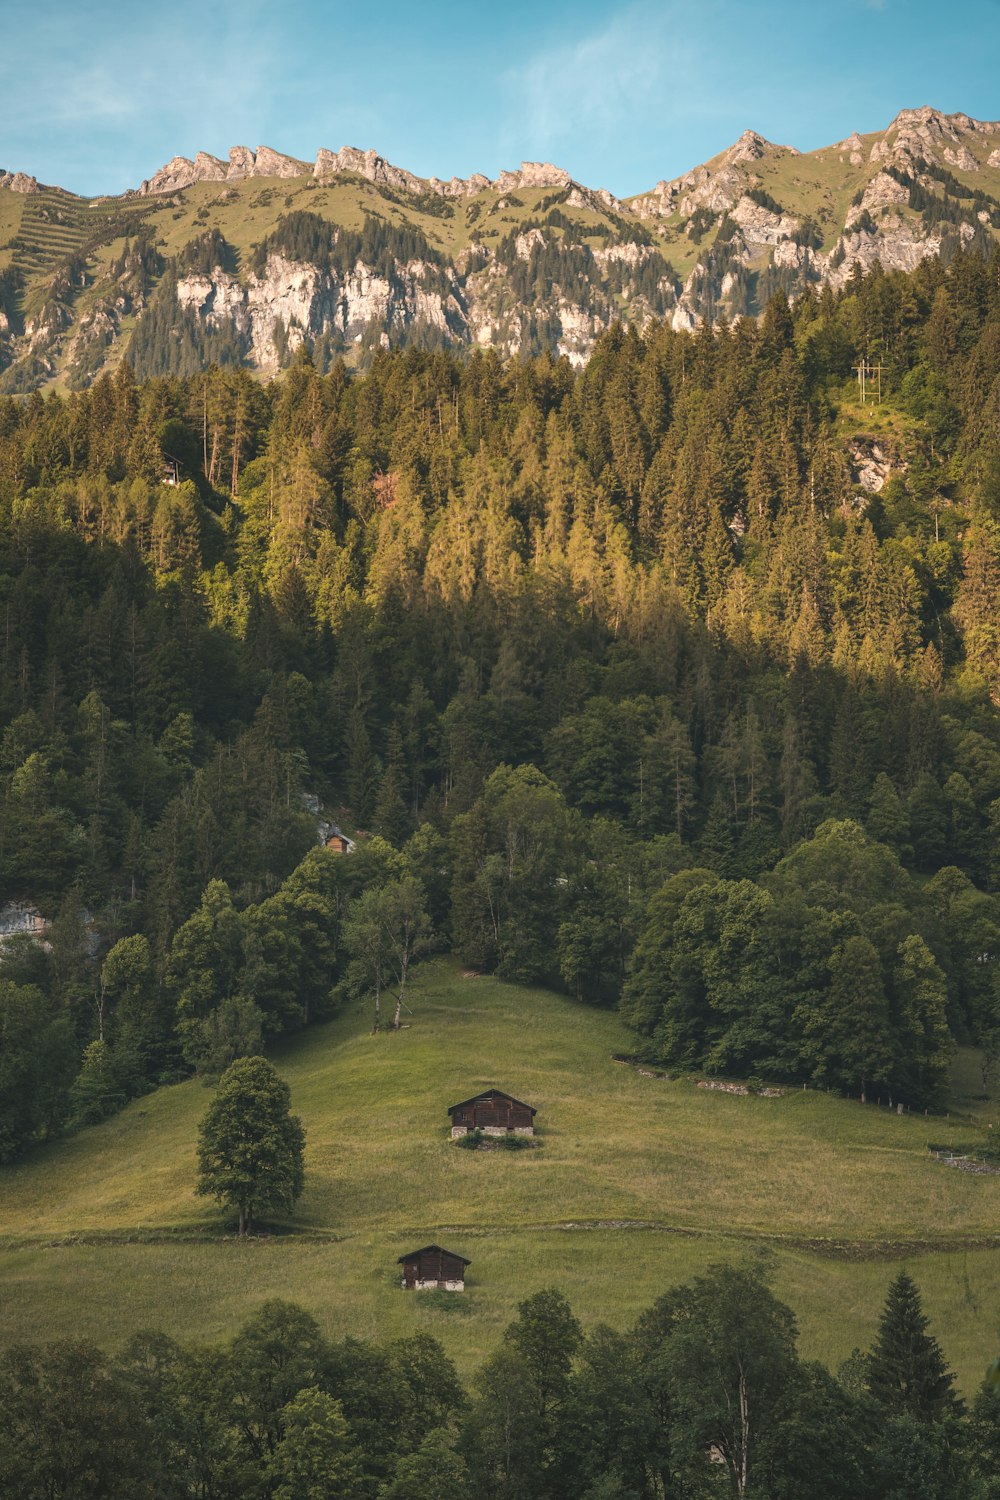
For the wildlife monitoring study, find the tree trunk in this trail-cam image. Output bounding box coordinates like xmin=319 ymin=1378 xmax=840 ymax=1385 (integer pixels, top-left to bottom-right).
xmin=737 ymin=1365 xmax=750 ymax=1499
xmin=238 ymin=1204 xmax=246 ymax=1236
xmin=392 ymin=946 xmax=410 ymax=1029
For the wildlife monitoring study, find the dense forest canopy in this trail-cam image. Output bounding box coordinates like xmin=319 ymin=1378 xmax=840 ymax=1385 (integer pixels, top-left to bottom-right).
xmin=4 ymin=245 xmax=1000 ymax=1153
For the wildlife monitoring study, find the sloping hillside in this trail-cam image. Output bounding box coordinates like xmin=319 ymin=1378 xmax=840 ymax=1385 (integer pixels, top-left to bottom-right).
xmin=1 ymin=106 xmax=998 ymax=390
xmin=3 ymin=959 xmax=999 ymax=1387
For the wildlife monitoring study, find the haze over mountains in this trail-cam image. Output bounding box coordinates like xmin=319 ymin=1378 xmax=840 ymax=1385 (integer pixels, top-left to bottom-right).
xmin=1 ymin=105 xmax=998 ymax=390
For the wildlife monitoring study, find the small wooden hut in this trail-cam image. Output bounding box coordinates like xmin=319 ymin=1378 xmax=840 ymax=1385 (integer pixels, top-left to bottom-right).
xmin=161 ymin=454 xmax=183 ymax=487
xmin=447 ymin=1088 xmax=536 ymax=1138
xmin=397 ymin=1244 xmax=471 ymax=1291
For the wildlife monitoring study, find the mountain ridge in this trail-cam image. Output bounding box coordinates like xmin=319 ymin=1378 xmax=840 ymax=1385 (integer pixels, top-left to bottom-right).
xmin=1 ymin=104 xmax=999 ymax=390
xmin=7 ymin=104 xmax=998 ymax=203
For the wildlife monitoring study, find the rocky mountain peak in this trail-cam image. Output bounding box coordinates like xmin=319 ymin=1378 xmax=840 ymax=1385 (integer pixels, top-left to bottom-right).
xmin=501 ymin=161 xmax=572 ymax=190
xmin=723 ymin=129 xmax=791 ymax=164
xmin=872 ymin=106 xmax=999 ymax=173
xmin=253 ymin=145 xmax=310 ymax=178
xmin=313 ymin=146 xmax=423 ymax=194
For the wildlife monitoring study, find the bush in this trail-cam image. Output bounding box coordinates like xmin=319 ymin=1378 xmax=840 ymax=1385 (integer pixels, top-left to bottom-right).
xmin=499 ymin=1132 xmax=535 ymax=1150
xmin=453 ymin=1128 xmax=537 ymax=1150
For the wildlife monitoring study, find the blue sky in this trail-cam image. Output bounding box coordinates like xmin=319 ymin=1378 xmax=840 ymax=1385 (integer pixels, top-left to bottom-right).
xmin=1 ymin=0 xmax=998 ymax=196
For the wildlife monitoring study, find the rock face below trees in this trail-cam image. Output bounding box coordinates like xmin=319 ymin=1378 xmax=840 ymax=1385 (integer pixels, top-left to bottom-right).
xmin=2 ymin=105 xmax=999 ymax=389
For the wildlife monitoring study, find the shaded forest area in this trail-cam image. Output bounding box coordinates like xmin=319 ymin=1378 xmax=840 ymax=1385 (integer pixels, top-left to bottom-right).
xmin=4 ymin=247 xmax=1000 ymax=1153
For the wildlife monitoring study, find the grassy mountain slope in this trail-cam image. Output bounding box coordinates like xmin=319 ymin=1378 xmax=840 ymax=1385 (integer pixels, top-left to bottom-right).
xmin=3 ymin=959 xmax=999 ymax=1387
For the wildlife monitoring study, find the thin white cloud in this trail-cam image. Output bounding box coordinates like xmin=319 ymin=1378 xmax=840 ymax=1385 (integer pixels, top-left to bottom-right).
xmin=1 ymin=0 xmax=302 ymax=189
xmin=499 ymin=1 xmax=704 ymax=174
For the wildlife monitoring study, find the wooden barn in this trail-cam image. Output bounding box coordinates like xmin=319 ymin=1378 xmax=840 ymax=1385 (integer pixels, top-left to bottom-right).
xmin=448 ymin=1089 xmax=536 ymax=1138
xmin=397 ymin=1244 xmax=471 ymax=1291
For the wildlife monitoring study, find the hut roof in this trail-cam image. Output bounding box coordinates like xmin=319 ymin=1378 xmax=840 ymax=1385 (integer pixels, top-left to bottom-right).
xmin=447 ymin=1088 xmax=536 ymax=1116
xmin=397 ymin=1244 xmax=471 ymax=1266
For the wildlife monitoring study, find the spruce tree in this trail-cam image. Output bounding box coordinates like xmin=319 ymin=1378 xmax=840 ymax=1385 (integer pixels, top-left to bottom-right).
xmin=344 ymin=706 xmax=377 ymax=826
xmin=866 ymin=1270 xmax=961 ymax=1423
xmin=699 ymin=789 xmax=737 ymax=876
xmin=868 ymin=772 xmax=912 ymax=860
xmin=373 ymin=723 xmax=410 ymax=845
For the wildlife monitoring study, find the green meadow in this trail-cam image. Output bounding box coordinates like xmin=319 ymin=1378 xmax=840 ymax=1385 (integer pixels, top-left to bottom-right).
xmin=3 ymin=958 xmax=1000 ymax=1388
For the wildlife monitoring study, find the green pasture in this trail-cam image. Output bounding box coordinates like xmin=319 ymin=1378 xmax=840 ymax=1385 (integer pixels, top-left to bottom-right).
xmin=2 ymin=959 xmax=999 ymax=1388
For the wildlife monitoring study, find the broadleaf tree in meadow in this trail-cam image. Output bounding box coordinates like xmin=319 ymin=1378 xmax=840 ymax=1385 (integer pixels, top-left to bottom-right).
xmin=196 ymin=1055 xmax=305 ymax=1234
xmin=342 ymin=875 xmax=432 ymax=1030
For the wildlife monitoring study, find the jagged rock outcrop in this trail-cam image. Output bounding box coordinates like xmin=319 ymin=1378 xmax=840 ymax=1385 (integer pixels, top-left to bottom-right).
xmin=174 ymin=250 xmax=468 ymax=373
xmin=0 ymin=171 xmax=39 ymax=193
xmin=846 ymin=437 xmax=903 ymax=494
xmin=633 ymin=131 xmax=800 ymax=220
xmin=845 ymin=170 xmax=910 ymax=226
xmin=138 ymin=144 xmax=622 ymax=210
xmin=730 ymin=195 xmax=800 ymax=246
xmin=870 ymin=105 xmax=1000 ymax=173
xmin=836 ymin=132 xmax=866 ymax=166
xmin=827 ymin=219 xmax=949 ymax=285
xmin=140 ymin=152 xmax=228 ymax=194
xmin=225 ymin=146 xmax=256 ymax=180
xmin=314 ymin=146 xmax=423 ymax=193
xmin=496 ymin=161 xmax=571 ymax=192
xmin=253 ymin=145 xmax=309 ymax=178
xmin=428 ymin=172 xmax=491 ymax=197
xmin=141 ymin=144 xmax=308 ymax=194
xmin=727 ymin=128 xmax=792 ymax=164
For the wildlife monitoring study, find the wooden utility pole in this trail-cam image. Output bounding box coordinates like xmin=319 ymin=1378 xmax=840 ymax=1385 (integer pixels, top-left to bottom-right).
xmin=856 ymin=359 xmax=882 ymax=405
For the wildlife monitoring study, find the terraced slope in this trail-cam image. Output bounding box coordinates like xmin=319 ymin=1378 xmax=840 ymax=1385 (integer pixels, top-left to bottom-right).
xmin=2 ymin=960 xmax=998 ymax=1387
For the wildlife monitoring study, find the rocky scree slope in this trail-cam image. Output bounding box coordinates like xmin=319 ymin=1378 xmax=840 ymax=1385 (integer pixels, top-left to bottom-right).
xmin=0 ymin=106 xmax=998 ymax=390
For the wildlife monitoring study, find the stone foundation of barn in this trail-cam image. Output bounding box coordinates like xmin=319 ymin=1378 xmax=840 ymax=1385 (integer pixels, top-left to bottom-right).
xmin=451 ymin=1124 xmax=534 ymax=1138
xmin=408 ymin=1278 xmax=466 ymax=1291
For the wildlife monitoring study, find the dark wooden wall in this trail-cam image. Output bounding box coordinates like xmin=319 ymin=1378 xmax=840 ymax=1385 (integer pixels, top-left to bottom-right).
xmin=401 ymin=1248 xmax=467 ymax=1287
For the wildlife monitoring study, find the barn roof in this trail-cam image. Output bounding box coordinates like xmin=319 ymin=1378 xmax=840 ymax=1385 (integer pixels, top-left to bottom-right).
xmin=397 ymin=1244 xmax=472 ymax=1266
xmin=447 ymin=1088 xmax=536 ymax=1116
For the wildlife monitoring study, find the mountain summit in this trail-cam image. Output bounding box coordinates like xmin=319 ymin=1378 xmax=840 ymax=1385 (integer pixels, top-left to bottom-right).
xmin=1 ymin=106 xmax=998 ymax=389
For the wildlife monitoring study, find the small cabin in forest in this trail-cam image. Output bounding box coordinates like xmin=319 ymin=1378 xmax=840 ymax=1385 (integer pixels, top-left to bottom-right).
xmin=161 ymin=454 xmax=183 ymax=487
xmin=448 ymin=1089 xmax=536 ymax=1138
xmin=325 ymin=831 xmax=353 ymax=854
xmin=398 ymin=1244 xmax=471 ymax=1291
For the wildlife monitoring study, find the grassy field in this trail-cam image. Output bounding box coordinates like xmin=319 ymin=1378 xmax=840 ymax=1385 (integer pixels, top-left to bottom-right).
xmin=3 ymin=958 xmax=1000 ymax=1388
